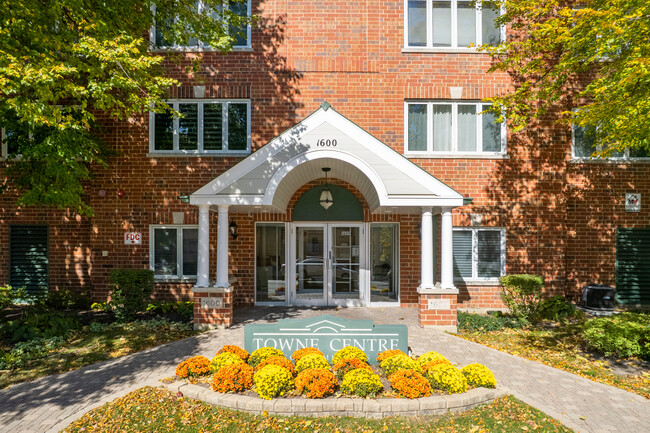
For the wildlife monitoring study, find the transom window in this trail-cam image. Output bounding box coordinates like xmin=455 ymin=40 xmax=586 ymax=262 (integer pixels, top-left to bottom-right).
xmin=406 ymin=0 xmax=503 ymax=49
xmin=572 ymin=124 xmax=650 ymax=160
xmin=150 ymin=225 xmax=198 ymax=280
xmin=453 ymin=227 xmax=505 ymax=281
xmin=149 ymin=99 xmax=250 ymax=154
xmin=405 ymin=101 xmax=505 ymax=155
xmin=152 ymin=0 xmax=251 ymax=49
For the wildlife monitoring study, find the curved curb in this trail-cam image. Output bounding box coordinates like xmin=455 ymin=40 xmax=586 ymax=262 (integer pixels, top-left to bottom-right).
xmin=163 ymin=382 xmax=507 ymax=418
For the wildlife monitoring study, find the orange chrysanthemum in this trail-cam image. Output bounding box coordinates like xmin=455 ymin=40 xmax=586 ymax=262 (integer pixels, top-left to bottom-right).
xmin=376 ymin=349 xmax=406 ymax=363
xmin=295 ymin=368 xmax=338 ymax=398
xmin=217 ymin=345 xmax=249 ymax=361
xmin=211 ymin=363 xmax=254 ymax=393
xmin=175 ymin=356 xmax=211 ymax=378
xmin=389 ymin=369 xmax=431 ymax=399
xmin=257 ymin=355 xmax=296 ymax=375
xmin=332 ymin=358 xmax=372 ymax=380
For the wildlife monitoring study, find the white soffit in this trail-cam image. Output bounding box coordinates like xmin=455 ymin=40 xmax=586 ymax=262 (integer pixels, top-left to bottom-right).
xmin=191 ymin=103 xmax=464 ymax=211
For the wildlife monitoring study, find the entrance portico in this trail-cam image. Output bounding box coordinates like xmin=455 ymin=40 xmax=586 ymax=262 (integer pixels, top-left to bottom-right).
xmin=190 ymin=103 xmax=465 ymax=329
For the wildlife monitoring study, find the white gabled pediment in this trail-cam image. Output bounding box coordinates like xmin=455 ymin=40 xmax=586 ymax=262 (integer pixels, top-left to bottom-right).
xmin=191 ymin=103 xmax=464 ymax=212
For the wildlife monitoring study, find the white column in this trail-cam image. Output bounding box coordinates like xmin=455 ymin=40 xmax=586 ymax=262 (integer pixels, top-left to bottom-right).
xmin=420 ymin=207 xmax=435 ymax=289
xmin=196 ymin=204 xmax=210 ymax=287
xmin=216 ymin=204 xmax=230 ymax=288
xmin=440 ymin=207 xmax=455 ymax=289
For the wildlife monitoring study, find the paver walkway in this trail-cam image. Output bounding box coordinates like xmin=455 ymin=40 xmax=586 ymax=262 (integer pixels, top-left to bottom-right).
xmin=0 ymin=307 xmax=647 ymax=433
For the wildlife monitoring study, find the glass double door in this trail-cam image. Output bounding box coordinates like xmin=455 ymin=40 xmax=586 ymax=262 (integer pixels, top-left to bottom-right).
xmin=293 ymin=223 xmax=363 ymax=306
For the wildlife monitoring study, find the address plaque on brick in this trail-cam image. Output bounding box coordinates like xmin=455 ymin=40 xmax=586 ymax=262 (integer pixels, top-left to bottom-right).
xmin=200 ymin=298 xmax=223 ymax=309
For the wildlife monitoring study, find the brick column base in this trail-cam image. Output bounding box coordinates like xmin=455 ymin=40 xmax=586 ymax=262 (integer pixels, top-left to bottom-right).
xmin=418 ymin=286 xmax=459 ymax=333
xmin=192 ymin=286 xmax=234 ymax=330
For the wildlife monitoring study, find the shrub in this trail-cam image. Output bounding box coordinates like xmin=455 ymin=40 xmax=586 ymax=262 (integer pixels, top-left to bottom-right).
xmin=332 ymin=346 xmax=367 ymax=365
xmin=0 ymin=285 xmax=13 ymax=311
xmin=1 ymin=311 xmax=81 ymax=343
xmin=0 ymin=336 xmax=65 ymax=369
xmin=258 ymin=355 xmax=296 ymax=375
xmin=218 ymin=345 xmax=249 ymax=362
xmin=210 ymin=352 xmax=244 ymax=373
xmin=0 ymin=285 xmax=26 ymax=312
xmin=457 ymin=311 xmax=528 ymax=332
xmin=426 ymin=364 xmax=468 ymax=394
xmin=253 ymin=365 xmax=294 ymax=399
xmin=416 ymin=351 xmax=450 ymax=368
xmin=536 ymin=295 xmax=581 ymax=322
xmin=500 ymin=274 xmax=544 ymax=319
xmin=332 ymin=358 xmax=372 ymax=380
xmin=109 ymin=269 xmax=155 ymax=322
xmin=376 ymin=349 xmax=406 ymax=363
xmin=582 ymin=313 xmax=650 ymax=359
xmin=248 ymin=347 xmax=285 ymax=368
xmin=295 ymin=353 xmax=330 ymax=374
xmin=292 ymin=347 xmax=324 ymax=362
xmin=380 ymin=353 xmax=420 ymax=377
xmin=45 ymin=289 xmax=92 ymax=310
xmin=146 ymin=301 xmax=194 ymax=321
xmin=295 ymin=368 xmax=338 ymax=398
xmin=176 ymin=356 xmax=211 ymax=378
xmin=340 ymin=368 xmax=383 ymax=398
xmin=212 ymin=363 xmax=254 ymax=393
xmin=389 ymin=369 xmax=431 ymax=399
xmin=460 ymin=363 xmax=497 ymax=388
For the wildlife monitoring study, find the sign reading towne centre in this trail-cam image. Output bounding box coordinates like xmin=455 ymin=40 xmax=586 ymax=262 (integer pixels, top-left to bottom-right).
xmin=244 ymin=315 xmax=408 ymax=365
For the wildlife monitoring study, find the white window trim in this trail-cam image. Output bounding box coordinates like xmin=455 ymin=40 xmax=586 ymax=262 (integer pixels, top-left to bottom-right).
xmin=1 ymin=128 xmax=10 ymax=159
xmin=403 ymin=0 xmax=506 ymax=51
xmin=149 ymin=99 xmax=251 ymax=155
xmin=404 ymin=100 xmax=507 ymax=157
xmin=453 ymin=227 xmax=505 ymax=283
xmin=149 ymin=1 xmax=252 ymax=51
xmin=571 ymin=125 xmax=650 ymax=162
xmin=149 ymin=225 xmax=199 ymax=281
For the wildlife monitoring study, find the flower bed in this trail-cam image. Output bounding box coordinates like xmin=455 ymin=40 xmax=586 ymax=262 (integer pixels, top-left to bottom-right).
xmin=175 ymin=345 xmax=497 ymax=401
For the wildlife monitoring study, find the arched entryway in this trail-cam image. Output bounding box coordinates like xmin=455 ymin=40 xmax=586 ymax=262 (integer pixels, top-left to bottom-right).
xmin=190 ymin=103 xmax=465 ymax=315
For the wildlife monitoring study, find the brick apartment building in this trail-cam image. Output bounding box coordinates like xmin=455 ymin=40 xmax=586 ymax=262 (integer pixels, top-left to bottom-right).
xmin=1 ymin=1 xmax=648 ymax=329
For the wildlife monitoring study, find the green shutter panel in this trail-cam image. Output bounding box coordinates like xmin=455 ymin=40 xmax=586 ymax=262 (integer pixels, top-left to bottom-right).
xmin=9 ymin=225 xmax=49 ymax=296
xmin=616 ymin=228 xmax=650 ymax=305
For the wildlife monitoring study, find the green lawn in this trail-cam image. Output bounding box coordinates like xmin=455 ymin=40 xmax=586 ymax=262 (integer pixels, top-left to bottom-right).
xmin=456 ymin=324 xmax=650 ymax=399
xmin=0 ymin=319 xmax=197 ymax=389
xmin=63 ymin=386 xmax=571 ymax=433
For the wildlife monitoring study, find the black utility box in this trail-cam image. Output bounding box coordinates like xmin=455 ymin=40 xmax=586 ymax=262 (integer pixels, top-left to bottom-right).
xmin=582 ymin=285 xmax=616 ymax=310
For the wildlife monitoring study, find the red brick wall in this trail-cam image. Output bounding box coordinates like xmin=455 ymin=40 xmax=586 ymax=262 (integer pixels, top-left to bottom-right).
xmin=1 ymin=0 xmax=648 ymax=308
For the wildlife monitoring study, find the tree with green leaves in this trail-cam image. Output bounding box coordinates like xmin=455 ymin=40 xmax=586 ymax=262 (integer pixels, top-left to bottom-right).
xmin=0 ymin=0 xmax=251 ymax=215
xmin=483 ymin=0 xmax=649 ymax=156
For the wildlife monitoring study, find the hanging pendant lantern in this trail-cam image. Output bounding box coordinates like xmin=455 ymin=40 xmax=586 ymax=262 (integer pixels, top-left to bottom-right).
xmin=319 ymin=167 xmax=334 ymax=209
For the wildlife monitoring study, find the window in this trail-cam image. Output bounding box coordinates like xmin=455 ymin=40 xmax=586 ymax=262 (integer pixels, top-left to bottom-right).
xmin=255 ymin=224 xmax=286 ymax=303
xmin=1 ymin=124 xmax=26 ymax=157
xmin=572 ymin=123 xmax=649 ymax=160
xmin=405 ymin=0 xmax=503 ymax=49
xmin=370 ymin=223 xmax=399 ymax=303
xmin=152 ymin=0 xmax=251 ymax=49
xmin=1 ymin=114 xmax=51 ymax=158
xmin=405 ymin=101 xmax=505 ymax=155
xmin=150 ymin=226 xmax=198 ymax=280
xmin=453 ymin=228 xmax=504 ymax=281
xmin=149 ymin=99 xmax=250 ymax=154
